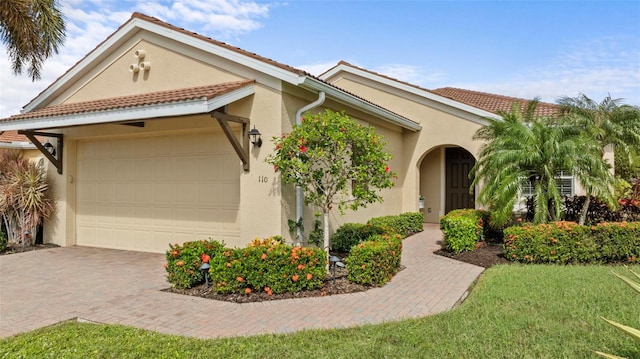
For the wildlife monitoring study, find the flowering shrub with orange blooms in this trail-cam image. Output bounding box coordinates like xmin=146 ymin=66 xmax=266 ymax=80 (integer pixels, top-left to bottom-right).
xmin=346 ymin=233 xmax=403 ymax=286
xmin=504 ymin=221 xmax=640 ymax=264
xmin=209 ymin=237 xmax=326 ymax=294
xmin=439 ymin=209 xmax=488 ymax=254
xmin=165 ymin=239 xmax=226 ymax=289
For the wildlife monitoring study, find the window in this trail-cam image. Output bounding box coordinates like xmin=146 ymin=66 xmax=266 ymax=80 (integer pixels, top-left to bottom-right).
xmin=521 ymin=170 xmax=574 ymax=197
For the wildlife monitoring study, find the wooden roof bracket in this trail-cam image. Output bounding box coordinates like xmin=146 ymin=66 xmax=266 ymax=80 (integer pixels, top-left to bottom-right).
xmin=211 ymin=111 xmax=250 ymax=172
xmin=18 ymin=130 xmax=64 ymax=175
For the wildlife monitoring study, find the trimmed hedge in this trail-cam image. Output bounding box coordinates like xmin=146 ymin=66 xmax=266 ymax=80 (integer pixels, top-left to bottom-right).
xmin=346 ymin=233 xmax=403 ymax=286
xmin=440 ymin=209 xmax=486 ymax=254
xmin=165 ymin=239 xmax=226 ymax=289
xmin=504 ymin=221 xmax=640 ymax=264
xmin=330 ymin=223 xmax=389 ymax=252
xmin=366 ymin=212 xmax=424 ymax=237
xmin=209 ymin=237 xmax=327 ymax=295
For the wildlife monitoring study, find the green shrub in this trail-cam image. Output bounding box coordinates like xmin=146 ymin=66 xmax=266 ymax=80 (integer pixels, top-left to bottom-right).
xmin=346 ymin=233 xmax=403 ymax=286
xmin=165 ymin=239 xmax=226 ymax=289
xmin=367 ymin=212 xmax=423 ymax=237
xmin=0 ymin=230 xmax=6 ymax=252
xmin=330 ymin=223 xmax=389 ymax=252
xmin=440 ymin=209 xmax=485 ymax=254
xmin=209 ymin=237 xmax=326 ymax=295
xmin=504 ymin=221 xmax=640 ymax=264
xmin=591 ymin=222 xmax=640 ymax=263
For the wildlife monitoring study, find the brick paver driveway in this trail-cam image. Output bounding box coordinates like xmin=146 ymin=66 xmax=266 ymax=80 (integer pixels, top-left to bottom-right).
xmin=0 ymin=224 xmax=484 ymax=339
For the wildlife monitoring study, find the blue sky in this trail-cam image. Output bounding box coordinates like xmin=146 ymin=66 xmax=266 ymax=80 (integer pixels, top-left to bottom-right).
xmin=1 ymin=0 xmax=638 ymax=118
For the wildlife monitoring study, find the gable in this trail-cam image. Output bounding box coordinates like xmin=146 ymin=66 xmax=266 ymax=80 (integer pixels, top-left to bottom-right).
xmin=321 ymin=62 xmax=499 ymax=126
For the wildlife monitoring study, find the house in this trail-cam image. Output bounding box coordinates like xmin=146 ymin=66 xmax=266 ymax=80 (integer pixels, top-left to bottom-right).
xmin=0 ymin=13 xmax=601 ymax=253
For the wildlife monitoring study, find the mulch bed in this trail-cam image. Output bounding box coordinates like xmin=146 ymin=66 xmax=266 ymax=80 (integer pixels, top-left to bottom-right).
xmin=0 ymin=243 xmax=59 ymax=256
xmin=433 ymin=241 xmax=510 ymax=268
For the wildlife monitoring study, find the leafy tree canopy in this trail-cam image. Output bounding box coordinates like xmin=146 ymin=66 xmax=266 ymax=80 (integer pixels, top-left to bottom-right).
xmin=267 ymin=109 xmax=395 ymax=215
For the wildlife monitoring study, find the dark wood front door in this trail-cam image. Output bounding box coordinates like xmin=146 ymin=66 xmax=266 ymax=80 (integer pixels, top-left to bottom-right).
xmin=445 ymin=147 xmax=475 ymax=213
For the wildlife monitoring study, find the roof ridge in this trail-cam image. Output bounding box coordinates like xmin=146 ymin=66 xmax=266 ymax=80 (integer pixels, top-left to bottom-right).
xmin=434 ymin=87 xmax=558 ymax=108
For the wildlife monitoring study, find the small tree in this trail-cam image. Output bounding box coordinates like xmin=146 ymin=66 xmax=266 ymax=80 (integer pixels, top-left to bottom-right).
xmin=267 ymin=109 xmax=395 ymax=259
xmin=0 ymin=150 xmax=55 ymax=246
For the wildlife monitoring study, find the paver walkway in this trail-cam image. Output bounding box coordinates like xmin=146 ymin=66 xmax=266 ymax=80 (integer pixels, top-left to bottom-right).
xmin=0 ymin=224 xmax=484 ymax=339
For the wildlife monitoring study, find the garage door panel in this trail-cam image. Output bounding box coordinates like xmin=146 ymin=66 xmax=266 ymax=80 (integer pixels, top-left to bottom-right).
xmin=153 ymin=183 xmax=174 ymax=203
xmin=175 ymin=184 xmax=196 ymax=204
xmin=114 ymin=206 xmax=133 ymax=225
xmin=219 ymin=183 xmax=240 ymax=206
xmin=76 ymin=133 xmax=240 ymax=253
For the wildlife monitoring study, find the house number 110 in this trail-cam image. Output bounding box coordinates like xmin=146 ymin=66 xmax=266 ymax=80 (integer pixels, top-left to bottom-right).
xmin=258 ymin=176 xmax=268 ymax=183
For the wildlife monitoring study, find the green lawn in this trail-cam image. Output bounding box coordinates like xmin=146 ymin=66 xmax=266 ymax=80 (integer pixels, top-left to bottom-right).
xmin=1 ymin=265 xmax=638 ymax=358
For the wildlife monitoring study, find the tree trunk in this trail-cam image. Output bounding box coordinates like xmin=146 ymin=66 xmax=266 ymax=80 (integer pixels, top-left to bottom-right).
xmin=323 ymin=212 xmax=330 ymax=271
xmin=578 ymin=195 xmax=591 ymax=225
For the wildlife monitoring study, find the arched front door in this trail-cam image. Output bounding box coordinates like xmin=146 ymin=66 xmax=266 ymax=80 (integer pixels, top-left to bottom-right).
xmin=445 ymin=147 xmax=475 ymax=213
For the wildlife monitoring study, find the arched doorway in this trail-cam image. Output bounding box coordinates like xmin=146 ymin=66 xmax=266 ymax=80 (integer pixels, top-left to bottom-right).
xmin=445 ymin=147 xmax=475 ymax=213
xmin=418 ymin=146 xmax=476 ymax=223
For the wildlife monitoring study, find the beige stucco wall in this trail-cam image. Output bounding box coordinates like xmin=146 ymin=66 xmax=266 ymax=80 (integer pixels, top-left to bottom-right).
xmin=328 ymin=75 xmax=484 ymax=223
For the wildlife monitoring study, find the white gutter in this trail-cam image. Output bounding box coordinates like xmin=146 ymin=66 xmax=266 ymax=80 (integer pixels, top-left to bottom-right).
xmin=294 ymin=91 xmax=326 ymax=243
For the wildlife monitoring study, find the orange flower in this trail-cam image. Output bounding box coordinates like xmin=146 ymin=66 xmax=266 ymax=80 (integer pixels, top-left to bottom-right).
xmin=201 ymin=253 xmax=211 ymax=263
xmin=171 ymin=250 xmax=179 ymax=258
xmin=361 ymin=264 xmax=366 ymax=269
xmin=306 ymin=273 xmax=313 ymax=280
xmin=162 ymin=263 xmax=168 ymax=268
xmin=292 ymin=274 xmax=299 ymax=282
xmin=237 ymin=276 xmax=244 ymax=282
xmin=245 ymin=288 xmax=252 ymax=294
xmin=226 ymin=262 xmax=231 ymax=267
xmin=297 ymin=264 xmax=306 ymax=270
xmin=261 ymin=253 xmax=267 ymax=260
xmin=176 ymin=261 xmax=184 ymax=267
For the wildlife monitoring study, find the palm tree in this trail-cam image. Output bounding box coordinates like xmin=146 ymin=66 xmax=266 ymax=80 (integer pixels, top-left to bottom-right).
xmin=0 ymin=0 xmax=66 ymax=80
xmin=557 ymin=94 xmax=640 ymax=224
xmin=0 ymin=150 xmax=55 ymax=246
xmin=470 ymin=100 xmax=614 ymax=227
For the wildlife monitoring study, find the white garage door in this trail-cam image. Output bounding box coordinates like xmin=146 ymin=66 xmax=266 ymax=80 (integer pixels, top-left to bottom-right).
xmin=76 ymin=132 xmax=240 ymax=253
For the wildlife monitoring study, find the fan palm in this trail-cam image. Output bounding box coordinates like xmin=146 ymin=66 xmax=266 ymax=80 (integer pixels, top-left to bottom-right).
xmin=557 ymin=94 xmax=640 ymax=224
xmin=471 ymin=100 xmax=613 ymax=227
xmin=0 ymin=0 xmax=66 ymax=80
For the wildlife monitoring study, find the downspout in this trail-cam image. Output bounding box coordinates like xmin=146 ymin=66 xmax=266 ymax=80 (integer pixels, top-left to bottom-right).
xmin=294 ymin=91 xmax=325 ymax=243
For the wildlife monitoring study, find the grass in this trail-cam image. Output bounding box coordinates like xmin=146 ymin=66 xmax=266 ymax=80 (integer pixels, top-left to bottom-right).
xmin=1 ymin=265 xmax=638 ymax=358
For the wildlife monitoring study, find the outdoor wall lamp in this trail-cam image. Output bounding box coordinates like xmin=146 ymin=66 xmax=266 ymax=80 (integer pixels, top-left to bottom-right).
xmin=248 ymin=126 xmax=262 ymax=147
xmin=43 ymin=142 xmax=56 ymax=156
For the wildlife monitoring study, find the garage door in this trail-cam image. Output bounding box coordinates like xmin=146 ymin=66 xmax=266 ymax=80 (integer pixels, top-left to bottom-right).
xmin=76 ymin=132 xmax=240 ymax=253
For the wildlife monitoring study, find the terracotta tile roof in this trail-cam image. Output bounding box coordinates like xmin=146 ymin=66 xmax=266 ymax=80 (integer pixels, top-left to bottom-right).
xmin=2 ymin=80 xmax=255 ymax=122
xmin=0 ymin=131 xmax=30 ymax=143
xmin=431 ymin=87 xmax=560 ymax=117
